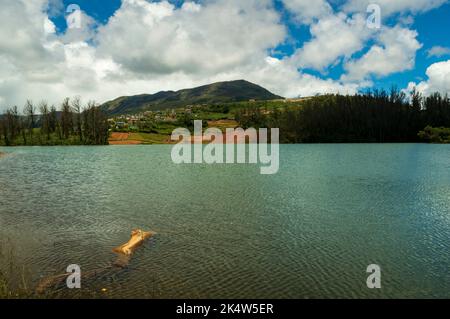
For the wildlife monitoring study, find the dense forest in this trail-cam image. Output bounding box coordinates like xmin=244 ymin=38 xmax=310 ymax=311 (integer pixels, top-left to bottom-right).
xmin=0 ymin=98 xmax=109 ymax=146
xmin=235 ymin=89 xmax=450 ymax=143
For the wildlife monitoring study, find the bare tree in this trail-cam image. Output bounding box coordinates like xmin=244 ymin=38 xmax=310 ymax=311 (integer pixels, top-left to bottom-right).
xmin=82 ymin=101 xmax=109 ymax=145
xmin=2 ymin=107 xmax=20 ymax=146
xmin=11 ymin=106 xmax=20 ymax=143
xmin=24 ymin=100 xmax=36 ymax=141
xmin=20 ymin=113 xmax=27 ymax=145
xmin=0 ymin=111 xmax=7 ymax=146
xmin=49 ymin=105 xmax=58 ymax=136
xmin=72 ymin=97 xmax=83 ymax=142
xmin=60 ymin=98 xmax=73 ymax=139
xmin=39 ymin=101 xmax=50 ymax=141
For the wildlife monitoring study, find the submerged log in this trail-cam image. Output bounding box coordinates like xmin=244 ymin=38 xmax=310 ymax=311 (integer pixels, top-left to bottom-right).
xmin=36 ymin=229 xmax=156 ymax=295
xmin=35 ymin=267 xmax=110 ymax=295
xmin=113 ymin=229 xmax=156 ymax=256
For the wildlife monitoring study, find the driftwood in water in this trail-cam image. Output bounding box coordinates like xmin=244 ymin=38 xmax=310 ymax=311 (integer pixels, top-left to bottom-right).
xmin=113 ymin=229 xmax=156 ymax=256
xmin=36 ymin=229 xmax=156 ymax=294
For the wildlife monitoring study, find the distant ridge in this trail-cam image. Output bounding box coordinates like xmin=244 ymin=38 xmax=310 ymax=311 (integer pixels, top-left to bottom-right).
xmin=101 ymin=80 xmax=284 ymax=115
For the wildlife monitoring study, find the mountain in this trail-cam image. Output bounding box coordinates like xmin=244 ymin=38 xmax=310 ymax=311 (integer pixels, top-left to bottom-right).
xmin=101 ymin=80 xmax=284 ymax=115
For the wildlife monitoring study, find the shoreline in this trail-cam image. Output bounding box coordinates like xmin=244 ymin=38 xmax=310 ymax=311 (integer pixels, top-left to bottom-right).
xmin=0 ymin=142 xmax=435 ymax=148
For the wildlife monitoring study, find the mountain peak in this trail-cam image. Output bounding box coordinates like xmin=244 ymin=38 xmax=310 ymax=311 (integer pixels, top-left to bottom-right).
xmin=101 ymin=80 xmax=283 ymax=115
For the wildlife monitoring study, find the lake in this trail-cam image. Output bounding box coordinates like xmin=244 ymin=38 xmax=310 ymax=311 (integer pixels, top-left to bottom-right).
xmin=0 ymin=145 xmax=449 ymax=298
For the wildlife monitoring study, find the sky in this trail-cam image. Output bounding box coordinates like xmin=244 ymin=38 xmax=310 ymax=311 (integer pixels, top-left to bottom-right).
xmin=1 ymin=0 xmax=450 ymax=111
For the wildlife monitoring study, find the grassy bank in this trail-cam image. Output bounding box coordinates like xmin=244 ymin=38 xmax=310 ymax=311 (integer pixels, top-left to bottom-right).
xmin=0 ymin=239 xmax=33 ymax=299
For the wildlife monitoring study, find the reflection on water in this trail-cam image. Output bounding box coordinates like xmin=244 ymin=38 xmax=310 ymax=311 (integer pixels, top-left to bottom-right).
xmin=0 ymin=145 xmax=449 ymax=298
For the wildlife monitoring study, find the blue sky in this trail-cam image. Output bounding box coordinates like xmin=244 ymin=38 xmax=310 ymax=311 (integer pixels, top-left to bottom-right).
xmin=1 ymin=0 xmax=450 ymax=109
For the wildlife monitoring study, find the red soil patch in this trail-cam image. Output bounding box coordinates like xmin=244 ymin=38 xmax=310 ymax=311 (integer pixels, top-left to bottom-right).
xmin=109 ymin=132 xmax=142 ymax=145
xmin=110 ymin=133 xmax=130 ymax=140
xmin=109 ymin=140 xmax=142 ymax=145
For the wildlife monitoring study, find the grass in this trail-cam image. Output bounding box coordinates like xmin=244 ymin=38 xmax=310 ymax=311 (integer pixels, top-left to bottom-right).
xmin=0 ymin=238 xmax=33 ymax=299
xmin=0 ymin=129 xmax=86 ymax=147
xmin=418 ymin=126 xmax=450 ymax=143
xmin=151 ymin=123 xmax=180 ymax=135
xmin=207 ymin=120 xmax=239 ymax=131
xmin=196 ymin=112 xmax=235 ymax=121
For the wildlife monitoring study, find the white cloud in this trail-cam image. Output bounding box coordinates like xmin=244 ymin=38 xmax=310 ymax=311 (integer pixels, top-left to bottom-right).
xmin=343 ymin=0 xmax=448 ymax=16
xmin=408 ymin=60 xmax=450 ymax=95
xmin=0 ymin=0 xmax=110 ymax=108
xmin=96 ymin=0 xmax=285 ymax=75
xmin=281 ymin=0 xmax=332 ymax=24
xmin=289 ymin=13 xmax=370 ymax=71
xmin=342 ymin=26 xmax=422 ymax=81
xmin=62 ymin=10 xmax=97 ymax=44
xmin=206 ymin=57 xmax=359 ymax=98
xmin=0 ymin=0 xmax=62 ymax=70
xmin=427 ymin=46 xmax=450 ymax=58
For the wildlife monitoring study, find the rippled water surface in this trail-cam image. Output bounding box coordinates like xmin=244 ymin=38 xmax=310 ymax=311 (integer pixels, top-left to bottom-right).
xmin=0 ymin=145 xmax=449 ymax=298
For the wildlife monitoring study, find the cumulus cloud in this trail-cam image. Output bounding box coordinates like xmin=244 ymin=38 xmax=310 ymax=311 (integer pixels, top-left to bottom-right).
xmin=209 ymin=57 xmax=359 ymax=98
xmin=342 ymin=26 xmax=422 ymax=81
xmin=289 ymin=13 xmax=370 ymax=71
xmin=0 ymin=1 xmax=61 ymax=71
xmin=281 ymin=0 xmax=332 ymax=24
xmin=96 ymin=0 xmax=286 ymax=75
xmin=407 ymin=60 xmax=450 ymax=95
xmin=62 ymin=10 xmax=98 ymax=44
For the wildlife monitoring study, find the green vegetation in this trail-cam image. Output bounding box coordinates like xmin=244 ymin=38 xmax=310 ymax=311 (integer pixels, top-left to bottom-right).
xmin=107 ymin=98 xmax=290 ymax=142
xmin=418 ymin=126 xmax=450 ymax=143
xmin=101 ymin=80 xmax=283 ymax=115
xmin=0 ymin=98 xmax=109 ymax=146
xmin=107 ymin=89 xmax=450 ymax=144
xmin=234 ymin=89 xmax=450 ymax=143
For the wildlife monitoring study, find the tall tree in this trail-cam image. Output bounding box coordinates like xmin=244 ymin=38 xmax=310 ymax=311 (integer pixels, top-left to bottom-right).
xmin=60 ymin=98 xmax=73 ymax=140
xmin=2 ymin=107 xmax=20 ymax=146
xmin=39 ymin=101 xmax=51 ymax=141
xmin=49 ymin=105 xmax=58 ymax=135
xmin=0 ymin=111 xmax=8 ymax=146
xmin=24 ymin=100 xmax=35 ymax=142
xmin=72 ymin=97 xmax=83 ymax=143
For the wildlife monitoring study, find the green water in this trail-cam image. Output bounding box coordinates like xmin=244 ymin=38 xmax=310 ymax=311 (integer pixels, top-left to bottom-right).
xmin=0 ymin=145 xmax=449 ymax=298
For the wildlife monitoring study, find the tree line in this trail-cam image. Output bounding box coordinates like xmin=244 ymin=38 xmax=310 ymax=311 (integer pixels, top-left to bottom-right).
xmin=235 ymin=89 xmax=450 ymax=143
xmin=0 ymin=98 xmax=109 ymax=146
